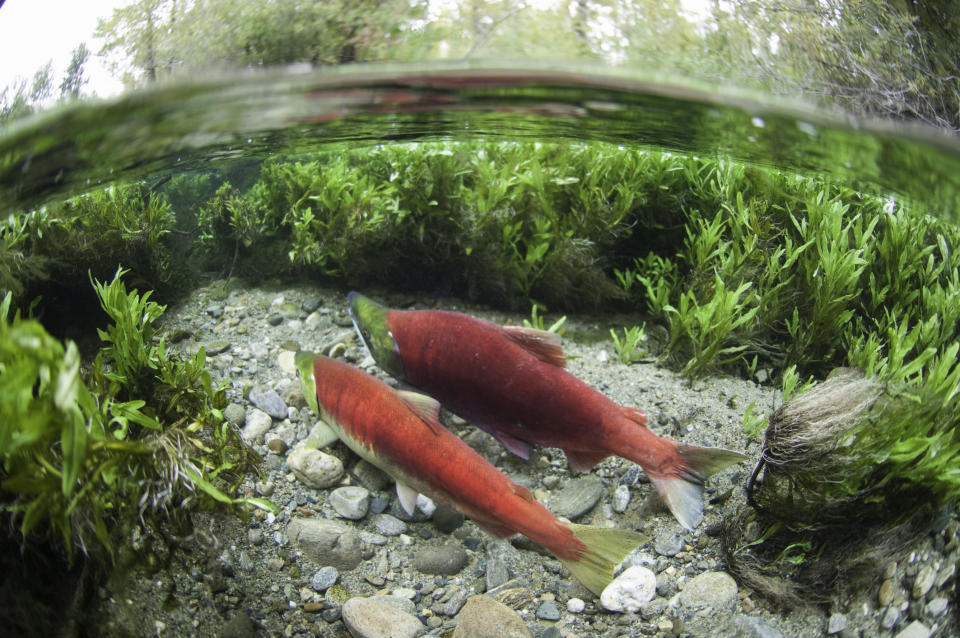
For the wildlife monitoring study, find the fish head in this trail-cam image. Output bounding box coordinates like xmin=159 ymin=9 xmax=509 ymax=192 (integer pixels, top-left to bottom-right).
xmin=294 ymin=350 xmax=321 ymax=415
xmin=347 ymin=292 xmax=404 ymax=379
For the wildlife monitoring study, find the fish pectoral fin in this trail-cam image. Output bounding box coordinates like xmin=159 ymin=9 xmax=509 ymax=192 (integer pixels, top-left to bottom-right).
xmin=473 ymin=518 xmax=517 ymax=539
xmin=396 ymin=390 xmax=444 ymax=436
xmin=501 ymin=325 xmax=566 ymax=368
xmin=564 ymin=449 xmax=610 ymax=472
xmin=396 ymin=481 xmax=420 ymax=516
xmin=491 ymin=430 xmax=533 ymax=460
xmin=304 ymin=420 xmax=340 ymax=449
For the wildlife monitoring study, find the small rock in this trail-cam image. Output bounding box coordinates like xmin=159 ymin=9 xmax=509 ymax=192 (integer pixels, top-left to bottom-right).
xmin=220 ymin=611 xmax=255 ymax=638
xmin=266 ymin=438 xmax=288 ymax=454
xmin=373 ymin=513 xmax=407 ymax=536
xmin=205 ymin=340 xmax=231 ymax=355
xmin=441 ymin=588 xmax=471 ymax=616
xmin=926 ymin=597 xmax=948 ymax=617
xmin=894 ymin=620 xmax=930 ymax=638
xmin=413 ymin=544 xmax=468 ymax=575
xmin=452 ymin=594 xmax=532 ymax=638
xmin=433 ymin=505 xmax=465 ymax=534
xmin=247 ymin=528 xmax=263 ymax=546
xmin=879 ymin=578 xmax=895 ymax=606
xmin=612 ymin=484 xmax=631 ymax=513
xmin=536 ymin=600 xmax=561 ymax=621
xmin=678 ymin=571 xmax=738 ymax=612
xmin=267 ymin=314 xmax=283 ymax=326
xmin=721 ymin=615 xmax=784 ymax=638
xmin=654 ymin=529 xmax=684 ymax=557
xmin=310 ymin=566 xmax=339 ymax=592
xmin=912 ymin=565 xmax=936 ymax=599
xmin=223 ymin=403 xmax=246 ymax=426
xmin=352 ymin=459 xmax=392 ymax=492
xmin=249 ymin=385 xmax=288 ymax=419
xmin=548 ymin=475 xmax=604 ymax=520
xmin=329 ymin=486 xmax=370 ymax=520
xmin=371 ymin=593 xmax=417 ymax=616
xmin=277 ymin=350 xmax=297 ymax=376
xmin=241 ymin=408 xmax=272 ymax=444
xmin=341 ymin=596 xmax=424 ymax=638
xmin=567 ymin=598 xmax=585 ymax=613
xmin=286 ymin=517 xmax=362 ymax=571
xmin=827 ymin=613 xmax=847 ymax=634
xmin=881 ymin=606 xmax=900 ymax=630
xmin=286 ymin=446 xmax=344 ymax=488
xmin=600 ymin=565 xmax=657 ymax=612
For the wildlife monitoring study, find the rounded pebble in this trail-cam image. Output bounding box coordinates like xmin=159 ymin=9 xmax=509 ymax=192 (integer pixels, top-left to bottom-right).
xmin=600 ymin=565 xmax=657 ymax=612
xmin=567 ymin=598 xmax=585 ymax=613
xmin=248 ymin=385 xmax=288 ymax=419
xmin=329 ymin=485 xmax=371 ymax=520
xmin=341 ymin=596 xmax=424 ymax=638
xmin=548 ymin=476 xmax=604 ymax=519
xmin=241 ymin=408 xmax=273 ymax=444
xmin=678 ymin=571 xmax=739 ymax=612
xmin=310 ymin=566 xmax=339 ymax=592
xmin=373 ymin=513 xmax=407 ymax=536
xmin=286 ymin=446 xmax=344 ymax=488
xmin=536 ymin=600 xmax=561 ymax=620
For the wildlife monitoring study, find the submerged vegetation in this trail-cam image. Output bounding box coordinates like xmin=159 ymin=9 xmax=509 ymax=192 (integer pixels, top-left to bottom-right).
xmin=3 ymin=140 xmax=960 ymax=607
xmin=0 ymin=269 xmax=268 ymax=561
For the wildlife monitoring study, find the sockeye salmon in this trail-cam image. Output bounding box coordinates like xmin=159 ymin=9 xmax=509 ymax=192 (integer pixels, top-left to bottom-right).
xmin=348 ymin=292 xmax=746 ymax=530
xmin=295 ymin=352 xmax=644 ymax=595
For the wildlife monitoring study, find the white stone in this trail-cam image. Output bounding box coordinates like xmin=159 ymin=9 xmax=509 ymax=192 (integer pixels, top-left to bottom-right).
xmin=612 ymin=484 xmax=631 ymax=513
xmin=567 ymin=598 xmax=586 ymax=613
xmin=341 ymin=596 xmax=424 ymax=638
xmin=600 ymin=565 xmax=657 ymax=612
xmin=241 ymin=408 xmax=272 ymax=444
xmin=329 ymin=486 xmax=370 ymax=520
xmin=678 ymin=571 xmax=739 ymax=612
xmin=277 ymin=350 xmax=297 ymax=376
xmin=286 ymin=446 xmax=344 ymax=488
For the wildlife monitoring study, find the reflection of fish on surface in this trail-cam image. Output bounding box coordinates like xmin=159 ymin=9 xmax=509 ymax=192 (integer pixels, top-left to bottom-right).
xmin=295 ymin=352 xmax=644 ymax=595
xmin=348 ymin=292 xmax=746 ymax=531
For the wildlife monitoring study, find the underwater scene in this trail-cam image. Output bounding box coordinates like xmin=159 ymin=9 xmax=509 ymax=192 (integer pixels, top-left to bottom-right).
xmin=4 ymin=32 xmax=960 ymax=638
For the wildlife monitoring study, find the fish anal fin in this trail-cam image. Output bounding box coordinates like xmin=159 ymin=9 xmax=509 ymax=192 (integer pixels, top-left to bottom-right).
xmin=491 ymin=430 xmax=532 ymax=460
xmin=621 ymin=406 xmax=648 ymax=428
xmin=473 ymin=518 xmax=517 ymax=539
xmin=565 ymin=449 xmax=609 ymax=472
xmin=396 ymin=481 xmax=420 ymax=516
xmin=502 ymin=325 xmax=566 ymax=368
xmin=396 ymin=390 xmax=444 ymax=436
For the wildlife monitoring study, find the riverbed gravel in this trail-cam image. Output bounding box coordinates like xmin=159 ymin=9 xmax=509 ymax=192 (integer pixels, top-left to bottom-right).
xmin=88 ymin=280 xmax=958 ymax=638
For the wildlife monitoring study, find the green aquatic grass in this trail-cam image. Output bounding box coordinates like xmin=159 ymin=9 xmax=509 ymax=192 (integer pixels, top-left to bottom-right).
xmin=0 ymin=269 xmax=272 ymax=560
xmin=610 ymin=324 xmax=648 ymax=365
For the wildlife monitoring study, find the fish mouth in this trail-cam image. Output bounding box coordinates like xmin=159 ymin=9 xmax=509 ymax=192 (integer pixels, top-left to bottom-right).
xmin=347 ymin=291 xmax=404 ymax=379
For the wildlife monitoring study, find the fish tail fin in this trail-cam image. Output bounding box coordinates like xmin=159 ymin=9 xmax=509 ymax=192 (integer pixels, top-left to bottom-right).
xmin=649 ymin=443 xmax=746 ymax=531
xmin=558 ymin=524 xmax=646 ymax=596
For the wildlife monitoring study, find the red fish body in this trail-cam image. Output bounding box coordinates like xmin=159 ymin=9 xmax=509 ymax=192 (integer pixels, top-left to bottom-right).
xmin=296 ymin=353 xmax=643 ymax=595
xmin=349 ymin=293 xmax=746 ymax=530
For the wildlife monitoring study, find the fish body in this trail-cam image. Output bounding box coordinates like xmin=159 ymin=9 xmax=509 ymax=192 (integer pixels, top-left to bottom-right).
xmin=295 ymin=352 xmax=643 ymax=595
xmin=348 ymin=292 xmax=746 ymax=530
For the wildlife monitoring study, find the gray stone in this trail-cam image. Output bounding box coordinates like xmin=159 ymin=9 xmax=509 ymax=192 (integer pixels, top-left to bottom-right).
xmin=413 ymin=544 xmax=468 ymax=575
xmin=926 ymin=597 xmax=948 ymax=617
xmin=654 ymin=528 xmax=685 ymax=557
xmin=548 ymin=475 xmax=604 ymax=520
xmin=249 ymin=385 xmax=288 ymax=419
xmin=206 ymin=305 xmax=224 ymax=318
xmin=223 ymin=403 xmax=246 ymax=427
xmin=639 ymin=597 xmax=666 ymax=620
xmin=286 ymin=517 xmax=362 ymax=571
xmin=827 ymin=613 xmax=847 ymax=634
xmin=600 ymin=565 xmax=657 ymax=612
xmin=352 ymin=459 xmax=392 ymax=492
xmin=612 ymin=484 xmax=631 ymax=513
xmin=329 ymin=486 xmax=371 ymax=520
xmin=369 ymin=594 xmax=417 ymax=616
xmin=721 ymin=615 xmax=784 ymax=638
xmin=433 ymin=505 xmax=465 ymax=534
xmin=341 ymin=596 xmax=424 ymax=638
xmin=894 ymin=621 xmax=930 ymax=638
xmin=241 ymin=408 xmax=272 ymax=444
xmin=881 ymin=606 xmax=900 ymax=630
xmin=310 ymin=566 xmax=339 ymax=592
xmin=536 ymin=600 xmax=561 ymax=621
xmin=913 ymin=565 xmax=937 ymax=599
xmin=678 ymin=571 xmax=739 ymax=612
xmin=205 ymin=340 xmax=231 ymax=355
xmin=286 ymin=446 xmax=344 ymax=488
xmin=452 ymin=594 xmax=532 ymax=638
xmin=247 ymin=528 xmax=263 ymax=546
xmin=440 ymin=588 xmax=471 ymax=616
xmin=373 ymin=513 xmax=407 ymax=536
xmin=485 ymin=540 xmax=525 ymax=591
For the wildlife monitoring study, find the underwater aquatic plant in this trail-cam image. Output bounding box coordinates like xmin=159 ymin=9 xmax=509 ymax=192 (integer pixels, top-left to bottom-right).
xmin=0 ymin=269 xmax=271 ymax=561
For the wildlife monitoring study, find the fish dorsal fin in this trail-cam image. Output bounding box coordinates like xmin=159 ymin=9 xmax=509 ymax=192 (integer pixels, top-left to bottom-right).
xmin=501 ymin=325 xmax=566 ymax=368
xmin=305 ymin=420 xmax=340 ymax=448
xmin=397 ymin=390 xmax=444 ymax=435
xmin=564 ymin=449 xmax=610 ymax=472
xmin=621 ymin=407 xmax=648 ymax=428
xmin=396 ymin=481 xmax=420 ymax=516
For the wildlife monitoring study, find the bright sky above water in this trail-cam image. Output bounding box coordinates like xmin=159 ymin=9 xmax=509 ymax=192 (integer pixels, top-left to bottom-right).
xmin=0 ymin=0 xmax=128 ymax=97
